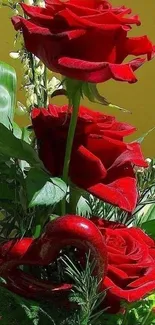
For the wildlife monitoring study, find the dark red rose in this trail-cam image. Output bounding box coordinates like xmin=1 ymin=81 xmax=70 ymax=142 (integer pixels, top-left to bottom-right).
xmin=91 ymin=217 xmax=155 ymax=312
xmin=31 ymin=105 xmax=147 ymax=212
xmin=12 ymin=0 xmax=154 ymax=83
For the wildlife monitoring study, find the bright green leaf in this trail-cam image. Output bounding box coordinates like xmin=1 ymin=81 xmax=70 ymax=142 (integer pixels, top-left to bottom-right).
xmin=26 ymin=168 xmax=67 ymax=207
xmin=0 ymin=122 xmax=43 ymax=167
xmin=76 ymin=196 xmax=91 ymax=217
xmin=0 ymin=61 xmax=16 ymax=128
xmin=141 ymin=219 xmax=155 ymax=238
xmin=138 ymin=204 xmax=155 ymax=226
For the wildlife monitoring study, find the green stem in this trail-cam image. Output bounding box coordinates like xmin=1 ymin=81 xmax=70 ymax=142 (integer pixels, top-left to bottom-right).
xmin=33 ymin=224 xmax=42 ymax=239
xmin=61 ymin=89 xmax=81 ymax=215
xmin=121 ymin=305 xmax=130 ymax=325
xmin=141 ymin=309 xmax=152 ymax=325
xmin=69 ymin=185 xmax=81 ymax=214
xmin=43 ymin=65 xmax=48 ymax=108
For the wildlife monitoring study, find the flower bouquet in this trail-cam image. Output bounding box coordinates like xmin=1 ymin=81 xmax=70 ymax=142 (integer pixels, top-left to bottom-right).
xmin=0 ymin=0 xmax=155 ymax=324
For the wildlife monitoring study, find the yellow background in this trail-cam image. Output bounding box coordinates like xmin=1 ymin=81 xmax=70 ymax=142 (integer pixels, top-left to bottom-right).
xmin=0 ymin=0 xmax=155 ymax=157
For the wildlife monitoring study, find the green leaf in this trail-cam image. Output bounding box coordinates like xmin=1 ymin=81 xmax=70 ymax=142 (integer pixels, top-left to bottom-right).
xmin=13 ymin=122 xmax=31 ymax=144
xmin=141 ymin=219 xmax=155 ymax=238
xmin=0 ymin=122 xmax=42 ymax=167
xmin=26 ymin=168 xmax=67 ymax=207
xmin=76 ymin=196 xmax=91 ymax=217
xmin=0 ymin=285 xmax=55 ymax=325
xmin=86 ymin=84 xmax=130 ymax=113
xmin=12 ymin=121 xmax=22 ymax=139
xmin=135 ymin=127 xmax=155 ymax=144
xmin=0 ymin=61 xmax=16 ymax=128
xmin=138 ymin=204 xmax=155 ymax=226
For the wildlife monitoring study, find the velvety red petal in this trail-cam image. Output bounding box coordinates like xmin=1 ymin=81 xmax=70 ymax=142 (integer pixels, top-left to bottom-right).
xmin=119 ymin=263 xmax=154 ymax=276
xmin=11 ymin=16 xmax=22 ymax=30
xmin=100 ymin=122 xmax=136 ymax=140
xmin=87 ymin=135 xmax=127 ymax=169
xmin=104 ymin=276 xmax=155 ymax=302
xmin=39 ymin=139 xmax=64 ymax=175
xmin=31 ymin=108 xmax=50 ymax=139
xmin=124 ymin=35 xmax=154 ymax=60
xmin=21 ymin=3 xmax=55 ymax=28
xmin=126 ymin=228 xmax=155 ymax=247
xmin=70 ymin=145 xmax=107 ymax=187
xmin=107 ymin=265 xmax=138 ymax=288
xmin=58 ymin=57 xmax=146 ymax=83
xmin=109 ymin=142 xmax=147 ymax=170
xmin=87 ymin=177 xmax=138 ymax=212
xmin=57 ymin=8 xmax=129 ymax=30
xmin=127 ymin=270 xmax=155 ymax=288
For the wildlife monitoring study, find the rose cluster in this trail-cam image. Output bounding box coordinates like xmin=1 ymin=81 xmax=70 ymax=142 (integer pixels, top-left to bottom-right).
xmin=7 ymin=0 xmax=155 ymax=316
xmin=0 ymin=215 xmax=155 ymax=313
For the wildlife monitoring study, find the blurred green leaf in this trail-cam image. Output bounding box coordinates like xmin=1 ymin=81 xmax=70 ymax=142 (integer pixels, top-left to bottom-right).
xmin=0 ymin=61 xmax=16 ymax=128
xmin=26 ymin=168 xmax=67 ymax=207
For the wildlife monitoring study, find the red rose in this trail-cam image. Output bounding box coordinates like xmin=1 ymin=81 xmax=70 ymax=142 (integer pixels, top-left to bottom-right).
xmin=12 ymin=0 xmax=154 ymax=83
xmin=31 ymin=105 xmax=147 ymax=212
xmin=91 ymin=217 xmax=155 ymax=312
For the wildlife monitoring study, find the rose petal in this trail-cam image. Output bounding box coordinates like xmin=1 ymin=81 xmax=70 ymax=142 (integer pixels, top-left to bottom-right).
xmin=104 ymin=276 xmax=155 ymax=302
xmin=108 ymin=142 xmax=148 ymax=170
xmin=87 ymin=177 xmax=137 ymax=212
xmin=71 ymin=145 xmax=107 ymax=187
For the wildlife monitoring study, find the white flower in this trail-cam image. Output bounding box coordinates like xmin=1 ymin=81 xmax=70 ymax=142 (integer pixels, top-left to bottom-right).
xmin=36 ymin=0 xmax=45 ymax=7
xmin=47 ymin=77 xmax=62 ymax=95
xmin=145 ymin=158 xmax=152 ymax=164
xmin=35 ymin=65 xmax=45 ymax=76
xmin=9 ymin=52 xmax=19 ymax=59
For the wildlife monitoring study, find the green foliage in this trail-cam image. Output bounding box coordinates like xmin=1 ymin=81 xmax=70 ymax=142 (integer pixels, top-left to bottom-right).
xmin=0 ymin=61 xmax=16 ymax=128
xmin=76 ymin=193 xmax=128 ymax=224
xmin=62 ymin=253 xmax=107 ymax=325
xmin=0 ymin=123 xmax=67 ymax=237
xmin=0 ymin=284 xmax=56 ymax=325
xmin=0 ymin=122 xmax=42 ymax=168
xmin=95 ymin=295 xmax=155 ymax=325
xmin=26 ymin=168 xmax=67 ymax=208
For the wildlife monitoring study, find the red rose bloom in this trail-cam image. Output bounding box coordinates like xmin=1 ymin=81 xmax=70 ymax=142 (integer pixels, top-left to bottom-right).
xmin=91 ymin=217 xmax=155 ymax=312
xmin=12 ymin=0 xmax=154 ymax=83
xmin=31 ymin=105 xmax=147 ymax=212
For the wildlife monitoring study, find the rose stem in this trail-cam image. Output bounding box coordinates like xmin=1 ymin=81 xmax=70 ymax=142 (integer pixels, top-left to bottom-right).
xmin=61 ymin=88 xmax=81 ymax=215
